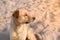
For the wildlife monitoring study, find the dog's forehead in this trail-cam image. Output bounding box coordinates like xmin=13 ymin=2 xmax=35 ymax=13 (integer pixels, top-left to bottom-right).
xmin=19 ymin=9 xmax=29 ymax=15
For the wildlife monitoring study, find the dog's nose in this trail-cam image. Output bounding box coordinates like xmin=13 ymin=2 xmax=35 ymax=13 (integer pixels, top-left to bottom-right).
xmin=32 ymin=17 xmax=35 ymax=20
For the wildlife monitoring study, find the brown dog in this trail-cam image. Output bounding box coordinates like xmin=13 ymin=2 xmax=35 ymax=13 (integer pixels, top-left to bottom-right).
xmin=11 ymin=8 xmax=42 ymax=40
xmin=12 ymin=8 xmax=36 ymax=40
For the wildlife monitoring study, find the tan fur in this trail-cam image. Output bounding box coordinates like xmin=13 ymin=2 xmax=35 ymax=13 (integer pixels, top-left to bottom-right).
xmin=11 ymin=8 xmax=43 ymax=40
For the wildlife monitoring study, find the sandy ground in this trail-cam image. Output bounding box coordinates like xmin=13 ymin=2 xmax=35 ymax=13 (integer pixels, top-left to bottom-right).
xmin=0 ymin=0 xmax=60 ymax=40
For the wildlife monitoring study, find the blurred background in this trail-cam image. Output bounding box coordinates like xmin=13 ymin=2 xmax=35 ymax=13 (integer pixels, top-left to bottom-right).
xmin=0 ymin=0 xmax=60 ymax=40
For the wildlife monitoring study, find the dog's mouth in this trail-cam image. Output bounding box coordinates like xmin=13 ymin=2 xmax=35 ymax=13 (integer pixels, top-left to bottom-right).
xmin=25 ymin=21 xmax=30 ymax=24
xmin=25 ymin=17 xmax=35 ymax=24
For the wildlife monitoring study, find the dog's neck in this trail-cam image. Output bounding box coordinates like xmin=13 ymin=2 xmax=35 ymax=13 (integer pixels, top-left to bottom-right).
xmin=15 ymin=23 xmax=29 ymax=31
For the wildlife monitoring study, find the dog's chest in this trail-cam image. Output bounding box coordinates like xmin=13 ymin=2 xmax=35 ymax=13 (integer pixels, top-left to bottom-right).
xmin=17 ymin=24 xmax=28 ymax=40
xmin=17 ymin=24 xmax=28 ymax=33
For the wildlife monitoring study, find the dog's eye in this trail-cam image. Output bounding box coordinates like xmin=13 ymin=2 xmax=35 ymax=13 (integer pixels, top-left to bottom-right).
xmin=12 ymin=10 xmax=19 ymax=18
xmin=24 ymin=14 xmax=27 ymax=16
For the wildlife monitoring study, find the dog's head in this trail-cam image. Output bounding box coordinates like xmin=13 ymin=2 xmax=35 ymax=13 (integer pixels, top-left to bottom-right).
xmin=12 ymin=9 xmax=35 ymax=24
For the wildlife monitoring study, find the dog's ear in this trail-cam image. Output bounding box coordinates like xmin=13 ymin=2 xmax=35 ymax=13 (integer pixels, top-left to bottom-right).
xmin=12 ymin=10 xmax=19 ymax=18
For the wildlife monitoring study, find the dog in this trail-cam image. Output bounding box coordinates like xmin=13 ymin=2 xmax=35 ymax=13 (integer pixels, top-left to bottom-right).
xmin=11 ymin=8 xmax=43 ymax=40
